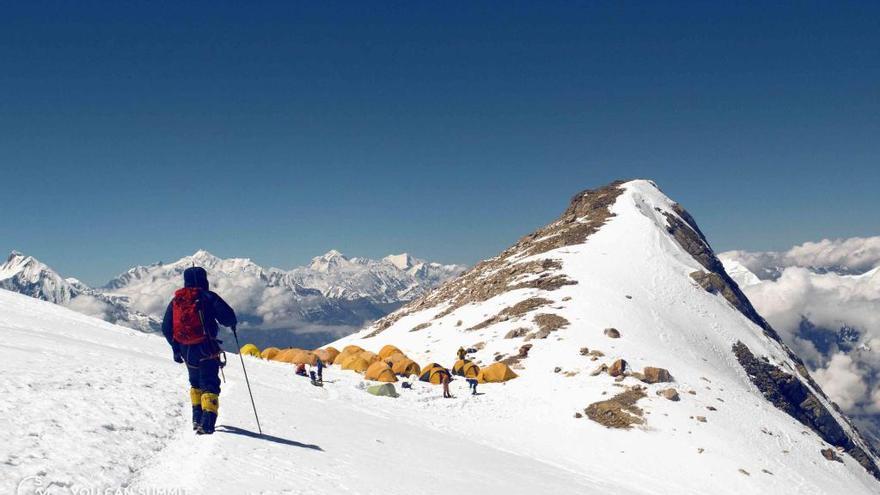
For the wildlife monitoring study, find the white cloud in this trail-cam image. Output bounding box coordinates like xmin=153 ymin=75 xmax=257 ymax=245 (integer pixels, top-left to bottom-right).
xmin=65 ymin=295 xmax=112 ymax=320
xmin=721 ymin=236 xmax=880 ymax=278
xmin=734 ymin=261 xmax=880 ymax=416
xmin=813 ymin=353 xmax=868 ymax=411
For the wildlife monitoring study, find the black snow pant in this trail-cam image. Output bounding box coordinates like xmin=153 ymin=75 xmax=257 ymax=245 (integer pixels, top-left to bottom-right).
xmin=181 ymin=340 xmax=222 ymax=395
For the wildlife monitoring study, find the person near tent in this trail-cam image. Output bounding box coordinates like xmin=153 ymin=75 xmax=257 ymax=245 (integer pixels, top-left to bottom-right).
xmin=440 ymin=369 xmax=453 ymax=399
xmin=457 ymin=347 xmax=467 ymax=362
xmin=295 ymin=363 xmax=308 ymax=377
xmin=316 ymin=357 xmax=325 ymax=383
xmin=161 ymin=266 xmax=237 ymax=435
xmin=466 ymin=378 xmax=478 ymax=395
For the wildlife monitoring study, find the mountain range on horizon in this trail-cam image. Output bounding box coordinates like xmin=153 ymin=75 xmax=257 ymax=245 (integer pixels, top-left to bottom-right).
xmin=0 ymin=248 xmax=465 ymax=349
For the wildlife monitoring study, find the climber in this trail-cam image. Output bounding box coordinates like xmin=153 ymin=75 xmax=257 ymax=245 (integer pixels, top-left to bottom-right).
xmin=440 ymin=369 xmax=453 ymax=399
xmin=161 ymin=266 xmax=237 ymax=435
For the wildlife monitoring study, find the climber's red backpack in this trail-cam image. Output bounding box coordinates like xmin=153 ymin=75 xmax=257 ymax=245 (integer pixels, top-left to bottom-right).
xmin=172 ymin=287 xmax=207 ymax=345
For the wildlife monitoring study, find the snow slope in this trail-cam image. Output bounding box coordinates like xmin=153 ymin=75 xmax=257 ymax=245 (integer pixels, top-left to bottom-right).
xmin=0 ymin=289 xmax=626 ymax=494
xmin=334 ymin=179 xmax=880 ymax=493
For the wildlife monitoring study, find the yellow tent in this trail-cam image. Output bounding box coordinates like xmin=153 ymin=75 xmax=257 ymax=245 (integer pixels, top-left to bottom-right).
xmin=275 ymin=348 xmax=299 ymax=363
xmin=313 ymin=347 xmax=340 ymax=364
xmin=333 ymin=351 xmax=350 ymax=365
xmin=478 ymin=362 xmax=518 ymax=383
xmin=288 ymin=350 xmax=318 ymax=366
xmin=453 ymin=359 xmax=480 ymax=378
xmin=365 ymin=361 xmax=398 ymax=382
xmin=343 ymin=345 xmax=365 ymax=355
xmin=260 ymin=347 xmax=281 ymax=360
xmin=391 ymin=358 xmax=421 ymax=377
xmin=385 ymin=352 xmax=409 ymax=365
xmin=334 ymin=345 xmax=364 ymax=365
xmin=419 ymin=363 xmax=450 ymax=384
xmin=239 ymin=343 xmax=261 ymax=358
xmin=358 ymin=351 xmax=381 ymax=365
xmin=341 ymin=355 xmax=371 ymax=373
xmin=378 ymin=345 xmax=403 ymax=360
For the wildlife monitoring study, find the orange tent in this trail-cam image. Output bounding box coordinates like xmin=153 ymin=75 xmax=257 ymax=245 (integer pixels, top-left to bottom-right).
xmin=343 ymin=345 xmax=365 ymax=355
xmin=288 ymin=349 xmax=318 ymax=366
xmin=453 ymin=359 xmax=480 ymax=378
xmin=358 ymin=351 xmax=381 ymax=365
xmin=365 ymin=361 xmax=398 ymax=382
xmin=341 ymin=355 xmax=371 ymax=373
xmin=260 ymin=347 xmax=281 ymax=360
xmin=478 ymin=362 xmax=518 ymax=383
xmin=391 ymin=358 xmax=421 ymax=377
xmin=275 ymin=348 xmax=300 ymax=363
xmin=334 ymin=345 xmax=365 ymax=365
xmin=378 ymin=345 xmax=404 ymax=360
xmin=313 ymin=347 xmax=340 ymax=364
xmin=385 ymin=352 xmax=409 ymax=365
xmin=419 ymin=363 xmax=450 ymax=384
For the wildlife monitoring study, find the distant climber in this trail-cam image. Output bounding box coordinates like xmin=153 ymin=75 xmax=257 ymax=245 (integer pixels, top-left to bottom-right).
xmin=295 ymin=363 xmax=308 ymax=377
xmin=466 ymin=378 xmax=478 ymax=395
xmin=457 ymin=347 xmax=467 ymax=361
xmin=440 ymin=370 xmax=453 ymax=399
xmin=162 ymin=266 xmax=237 ymax=435
xmin=316 ymin=357 xmax=325 ymax=383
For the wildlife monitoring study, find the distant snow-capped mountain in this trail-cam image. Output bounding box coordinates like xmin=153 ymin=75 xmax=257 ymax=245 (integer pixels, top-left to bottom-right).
xmin=0 ymin=249 xmax=464 ymax=348
xmin=0 ymin=251 xmax=160 ymax=332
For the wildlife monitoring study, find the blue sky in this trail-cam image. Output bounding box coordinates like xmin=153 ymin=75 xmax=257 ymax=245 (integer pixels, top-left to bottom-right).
xmin=1 ymin=1 xmax=878 ymax=286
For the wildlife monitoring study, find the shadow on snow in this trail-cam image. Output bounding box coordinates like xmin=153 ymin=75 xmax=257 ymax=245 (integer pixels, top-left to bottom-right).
xmin=215 ymin=425 xmax=324 ymax=452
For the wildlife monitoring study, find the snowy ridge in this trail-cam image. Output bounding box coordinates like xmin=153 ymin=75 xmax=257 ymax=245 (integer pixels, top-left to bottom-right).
xmin=0 ymin=252 xmax=160 ymax=332
xmin=333 ymin=179 xmax=880 ymax=493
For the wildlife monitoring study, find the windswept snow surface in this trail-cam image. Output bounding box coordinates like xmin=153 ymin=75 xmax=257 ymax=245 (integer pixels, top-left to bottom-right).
xmin=0 ymin=290 xmax=617 ymax=494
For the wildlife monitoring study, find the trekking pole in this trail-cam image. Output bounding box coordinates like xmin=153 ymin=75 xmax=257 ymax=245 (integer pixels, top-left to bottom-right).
xmin=231 ymin=326 xmax=263 ymax=435
xmin=198 ymin=308 xmax=227 ymax=383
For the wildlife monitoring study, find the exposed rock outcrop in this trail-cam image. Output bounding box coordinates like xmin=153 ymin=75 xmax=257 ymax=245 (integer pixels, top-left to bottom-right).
xmin=733 ymin=341 xmax=880 ymax=479
xmin=585 ymin=387 xmax=647 ymax=429
xmin=641 ymin=367 xmax=673 ymax=384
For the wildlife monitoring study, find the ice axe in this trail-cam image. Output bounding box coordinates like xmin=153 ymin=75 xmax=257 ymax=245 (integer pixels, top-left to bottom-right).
xmin=231 ymin=325 xmax=263 ymax=435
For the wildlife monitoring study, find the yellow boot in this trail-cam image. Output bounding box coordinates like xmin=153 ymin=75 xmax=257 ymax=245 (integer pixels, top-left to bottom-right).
xmin=189 ymin=388 xmax=203 ymax=431
xmin=198 ymin=393 xmax=219 ymax=435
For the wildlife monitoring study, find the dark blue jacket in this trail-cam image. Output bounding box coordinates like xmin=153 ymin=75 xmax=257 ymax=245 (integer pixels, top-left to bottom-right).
xmin=161 ymin=267 xmax=237 ymax=353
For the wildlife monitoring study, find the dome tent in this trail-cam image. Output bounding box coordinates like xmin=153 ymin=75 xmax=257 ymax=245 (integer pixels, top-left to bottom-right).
xmin=419 ymin=363 xmax=450 ymax=384
xmin=366 ymin=383 xmax=399 ymax=398
xmin=260 ymin=347 xmax=281 ymax=360
xmin=453 ymin=359 xmax=480 ymax=378
xmin=365 ymin=361 xmax=398 ymax=382
xmin=239 ymin=343 xmax=261 ymax=358
xmin=358 ymin=351 xmax=381 ymax=365
xmin=341 ymin=355 xmax=371 ymax=373
xmin=378 ymin=345 xmax=403 ymax=360
xmin=478 ymin=362 xmax=518 ymax=383
xmin=342 ymin=345 xmax=365 ymax=355
xmin=275 ymin=348 xmax=299 ymax=362
xmin=288 ymin=350 xmax=318 ymax=366
xmin=384 ymin=352 xmax=409 ymax=365
xmin=391 ymin=358 xmax=421 ymax=377
xmin=313 ymin=347 xmax=340 ymax=364
xmin=334 ymin=345 xmax=365 ymax=365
